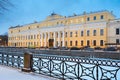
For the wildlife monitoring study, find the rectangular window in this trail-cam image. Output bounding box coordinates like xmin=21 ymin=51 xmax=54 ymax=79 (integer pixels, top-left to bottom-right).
xmin=100 ymin=29 xmax=104 ymax=36
xmin=81 ymin=40 xmax=84 ymax=46
xmin=93 ymin=40 xmax=96 ymax=46
xmin=70 ymin=32 xmax=72 ymax=37
xmin=75 ymin=31 xmax=78 ymax=37
xmin=116 ymin=28 xmax=119 ymax=35
xmin=70 ymin=41 xmax=72 ymax=46
xmin=75 ymin=41 xmax=78 ymax=46
xmin=100 ymin=40 xmax=104 ymax=46
xmin=101 ymin=15 xmax=104 ymax=19
xmin=65 ymin=32 xmax=67 ymax=37
xmin=94 ymin=16 xmax=96 ymax=20
xmin=116 ymin=39 xmax=119 ymax=44
xmin=87 ymin=17 xmax=90 ymax=21
xmin=65 ymin=41 xmax=67 ymax=46
xmin=93 ymin=30 xmax=97 ymax=36
xmin=81 ymin=31 xmax=84 ymax=37
xmin=87 ymin=40 xmax=90 ymax=46
xmin=34 ymin=35 xmax=36 ymax=39
xmin=61 ymin=41 xmax=62 ymax=47
xmin=61 ymin=33 xmax=63 ymax=37
xmin=87 ymin=30 xmax=90 ymax=36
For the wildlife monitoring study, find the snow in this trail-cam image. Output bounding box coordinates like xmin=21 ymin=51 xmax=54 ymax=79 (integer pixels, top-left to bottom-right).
xmin=0 ymin=65 xmax=59 ymax=80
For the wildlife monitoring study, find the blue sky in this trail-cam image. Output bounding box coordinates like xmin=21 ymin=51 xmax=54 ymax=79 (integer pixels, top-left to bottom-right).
xmin=0 ymin=0 xmax=120 ymax=35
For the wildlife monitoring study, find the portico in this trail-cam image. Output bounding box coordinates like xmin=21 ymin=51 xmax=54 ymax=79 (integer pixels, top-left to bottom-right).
xmin=40 ymin=26 xmax=65 ymax=48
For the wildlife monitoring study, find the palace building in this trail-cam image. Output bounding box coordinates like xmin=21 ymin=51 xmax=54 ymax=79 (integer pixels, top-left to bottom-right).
xmin=8 ymin=10 xmax=116 ymax=48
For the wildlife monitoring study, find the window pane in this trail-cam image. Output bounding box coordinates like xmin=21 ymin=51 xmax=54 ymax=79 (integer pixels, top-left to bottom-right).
xmin=100 ymin=29 xmax=104 ymax=36
xmin=81 ymin=40 xmax=83 ymax=46
xmin=94 ymin=16 xmax=96 ymax=20
xmin=70 ymin=41 xmax=72 ymax=46
xmin=75 ymin=41 xmax=78 ymax=46
xmin=81 ymin=31 xmax=83 ymax=36
xmin=116 ymin=39 xmax=119 ymax=44
xmin=70 ymin=32 xmax=72 ymax=37
xmin=93 ymin=40 xmax=96 ymax=46
xmin=116 ymin=28 xmax=119 ymax=35
xmin=100 ymin=40 xmax=104 ymax=46
xmin=87 ymin=40 xmax=90 ymax=46
xmin=87 ymin=17 xmax=90 ymax=21
xmin=93 ymin=30 xmax=96 ymax=36
xmin=101 ymin=15 xmax=104 ymax=19
xmin=87 ymin=30 xmax=90 ymax=36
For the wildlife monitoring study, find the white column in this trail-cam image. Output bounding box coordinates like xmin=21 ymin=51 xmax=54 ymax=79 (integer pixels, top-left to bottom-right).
xmin=44 ymin=33 xmax=46 ymax=47
xmin=62 ymin=31 xmax=65 ymax=47
xmin=40 ymin=33 xmax=43 ymax=47
xmin=54 ymin=32 xmax=56 ymax=47
xmin=58 ymin=31 xmax=60 ymax=47
xmin=48 ymin=32 xmax=50 ymax=40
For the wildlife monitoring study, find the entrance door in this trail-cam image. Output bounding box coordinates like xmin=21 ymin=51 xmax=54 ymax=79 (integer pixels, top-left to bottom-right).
xmin=49 ymin=39 xmax=54 ymax=47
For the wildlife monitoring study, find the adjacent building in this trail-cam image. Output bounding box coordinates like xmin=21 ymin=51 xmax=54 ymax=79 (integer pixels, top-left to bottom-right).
xmin=8 ymin=10 xmax=117 ymax=48
xmin=107 ymin=19 xmax=120 ymax=47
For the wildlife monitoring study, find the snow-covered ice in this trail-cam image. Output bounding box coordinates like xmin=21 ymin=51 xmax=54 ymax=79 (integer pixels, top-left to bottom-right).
xmin=0 ymin=65 xmax=59 ymax=80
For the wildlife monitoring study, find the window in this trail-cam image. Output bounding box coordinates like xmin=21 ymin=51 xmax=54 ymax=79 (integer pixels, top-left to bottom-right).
xmin=93 ymin=30 xmax=97 ymax=36
xmin=65 ymin=41 xmax=67 ymax=46
xmin=65 ymin=32 xmax=67 ymax=37
xmin=34 ymin=35 xmax=36 ymax=39
xmin=75 ymin=31 xmax=78 ymax=37
xmin=93 ymin=16 xmax=96 ymax=20
xmin=70 ymin=41 xmax=72 ymax=46
xmin=70 ymin=32 xmax=72 ymax=37
xmin=61 ymin=33 xmax=63 ymax=37
xmin=37 ymin=26 xmax=39 ymax=28
xmin=100 ymin=40 xmax=104 ymax=46
xmin=28 ymin=27 xmax=30 ymax=29
xmin=87 ymin=17 xmax=90 ymax=21
xmin=116 ymin=28 xmax=119 ymax=35
xmin=81 ymin=31 xmax=84 ymax=36
xmin=93 ymin=40 xmax=96 ymax=46
xmin=61 ymin=41 xmax=62 ymax=46
xmin=75 ymin=41 xmax=78 ymax=46
xmin=87 ymin=40 xmax=90 ymax=46
xmin=31 ymin=35 xmax=33 ymax=39
xmin=116 ymin=39 xmax=119 ymax=44
xmin=57 ymin=22 xmax=59 ymax=25
xmin=100 ymin=29 xmax=104 ymax=36
xmin=101 ymin=15 xmax=104 ymax=19
xmin=87 ymin=30 xmax=90 ymax=36
xmin=81 ymin=40 xmax=84 ymax=46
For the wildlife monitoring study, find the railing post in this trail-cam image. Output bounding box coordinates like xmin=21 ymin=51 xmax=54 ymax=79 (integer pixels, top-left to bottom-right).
xmin=22 ymin=52 xmax=33 ymax=72
xmin=96 ymin=64 xmax=99 ymax=80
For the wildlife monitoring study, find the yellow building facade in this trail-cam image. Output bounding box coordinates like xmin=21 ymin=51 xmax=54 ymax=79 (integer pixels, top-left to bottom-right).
xmin=8 ymin=11 xmax=115 ymax=48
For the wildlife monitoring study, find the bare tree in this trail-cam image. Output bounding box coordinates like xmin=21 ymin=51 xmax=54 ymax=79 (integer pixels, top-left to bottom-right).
xmin=0 ymin=0 xmax=13 ymax=14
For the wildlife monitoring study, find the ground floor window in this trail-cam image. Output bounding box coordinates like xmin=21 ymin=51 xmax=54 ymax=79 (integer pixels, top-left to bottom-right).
xmin=87 ymin=40 xmax=90 ymax=46
xmin=116 ymin=39 xmax=119 ymax=44
xmin=70 ymin=41 xmax=72 ymax=46
xmin=65 ymin=41 xmax=67 ymax=46
xmin=81 ymin=40 xmax=83 ymax=46
xmin=75 ymin=41 xmax=78 ymax=46
xmin=100 ymin=40 xmax=104 ymax=46
xmin=93 ymin=40 xmax=96 ymax=46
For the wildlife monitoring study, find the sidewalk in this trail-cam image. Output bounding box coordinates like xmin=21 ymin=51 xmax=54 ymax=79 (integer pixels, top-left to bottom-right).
xmin=0 ymin=65 xmax=59 ymax=80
